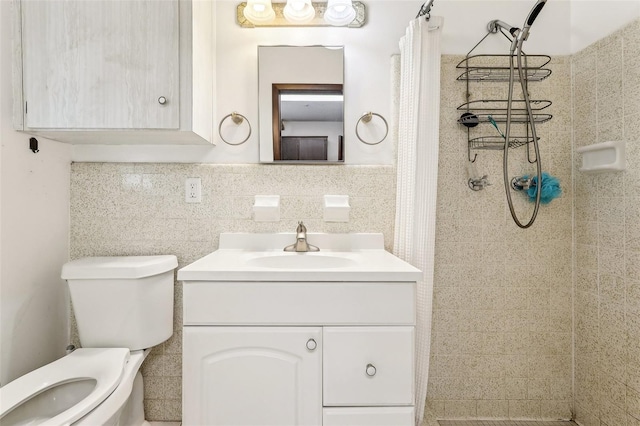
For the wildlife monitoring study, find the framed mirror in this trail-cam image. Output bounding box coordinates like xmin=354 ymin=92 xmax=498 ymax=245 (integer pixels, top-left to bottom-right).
xmin=258 ymin=46 xmax=344 ymax=163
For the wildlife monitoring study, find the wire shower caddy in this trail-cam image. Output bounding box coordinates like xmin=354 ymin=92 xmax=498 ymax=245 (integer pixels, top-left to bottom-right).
xmin=457 ymin=31 xmax=553 ymax=163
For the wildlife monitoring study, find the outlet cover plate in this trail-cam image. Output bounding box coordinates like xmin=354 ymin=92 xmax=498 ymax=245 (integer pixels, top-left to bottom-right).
xmin=185 ymin=178 xmax=202 ymax=203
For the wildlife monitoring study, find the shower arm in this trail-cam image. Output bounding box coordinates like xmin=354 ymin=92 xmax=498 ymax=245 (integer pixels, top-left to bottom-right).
xmin=416 ymin=0 xmax=435 ymax=19
xmin=487 ymin=20 xmax=518 ymax=37
xmin=487 ymin=20 xmax=522 ymax=54
xmin=487 ymin=0 xmax=547 ymax=53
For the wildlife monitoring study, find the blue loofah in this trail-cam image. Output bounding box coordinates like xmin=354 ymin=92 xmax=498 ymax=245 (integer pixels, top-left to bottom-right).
xmin=524 ymin=172 xmax=562 ymax=204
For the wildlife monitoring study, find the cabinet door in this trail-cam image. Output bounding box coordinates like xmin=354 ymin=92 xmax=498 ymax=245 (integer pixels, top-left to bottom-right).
xmin=21 ymin=0 xmax=179 ymax=130
xmin=183 ymin=327 xmax=322 ymax=426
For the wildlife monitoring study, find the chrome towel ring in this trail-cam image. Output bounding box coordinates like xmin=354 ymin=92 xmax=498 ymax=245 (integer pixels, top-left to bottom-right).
xmin=218 ymin=112 xmax=251 ymax=145
xmin=356 ymin=112 xmax=388 ymax=145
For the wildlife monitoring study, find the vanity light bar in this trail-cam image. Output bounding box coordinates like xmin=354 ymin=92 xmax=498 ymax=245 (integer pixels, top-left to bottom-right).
xmin=237 ymin=1 xmax=366 ymax=28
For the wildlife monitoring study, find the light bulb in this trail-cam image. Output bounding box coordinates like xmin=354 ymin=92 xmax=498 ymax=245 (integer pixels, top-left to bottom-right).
xmin=283 ymin=0 xmax=315 ymax=24
xmin=324 ymin=0 xmax=356 ymax=26
xmin=243 ymin=0 xmax=275 ymax=24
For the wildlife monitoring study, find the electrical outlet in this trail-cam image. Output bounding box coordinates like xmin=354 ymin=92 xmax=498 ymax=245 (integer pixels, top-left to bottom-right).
xmin=185 ymin=178 xmax=202 ymax=203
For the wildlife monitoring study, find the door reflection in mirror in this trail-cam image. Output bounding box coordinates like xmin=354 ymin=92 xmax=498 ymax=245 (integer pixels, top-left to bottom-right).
xmin=273 ymin=84 xmax=343 ymax=161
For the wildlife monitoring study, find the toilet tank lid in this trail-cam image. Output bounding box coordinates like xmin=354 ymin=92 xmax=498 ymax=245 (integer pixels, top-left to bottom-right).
xmin=62 ymin=255 xmax=178 ymax=279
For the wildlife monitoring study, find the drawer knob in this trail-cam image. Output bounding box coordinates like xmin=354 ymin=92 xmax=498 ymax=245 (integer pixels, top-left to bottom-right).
xmin=158 ymin=96 xmax=167 ymax=105
xmin=306 ymin=338 xmax=317 ymax=351
xmin=366 ymin=363 xmax=377 ymax=377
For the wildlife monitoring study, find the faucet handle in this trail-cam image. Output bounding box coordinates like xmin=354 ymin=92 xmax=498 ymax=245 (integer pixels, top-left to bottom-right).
xmin=297 ymin=221 xmax=307 ymax=233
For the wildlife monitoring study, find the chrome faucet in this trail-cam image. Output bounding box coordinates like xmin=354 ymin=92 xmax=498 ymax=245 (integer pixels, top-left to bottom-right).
xmin=284 ymin=222 xmax=319 ymax=252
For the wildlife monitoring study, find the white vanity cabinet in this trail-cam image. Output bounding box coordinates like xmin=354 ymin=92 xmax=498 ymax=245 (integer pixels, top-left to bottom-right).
xmin=182 ymin=282 xmax=417 ymax=426
xmin=13 ymin=0 xmax=213 ymax=145
xmin=180 ymin=233 xmax=422 ymax=426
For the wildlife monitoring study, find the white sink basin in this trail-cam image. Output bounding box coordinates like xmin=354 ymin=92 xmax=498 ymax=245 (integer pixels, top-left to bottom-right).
xmin=178 ymin=233 xmax=422 ymax=282
xmin=246 ymin=253 xmax=357 ymax=269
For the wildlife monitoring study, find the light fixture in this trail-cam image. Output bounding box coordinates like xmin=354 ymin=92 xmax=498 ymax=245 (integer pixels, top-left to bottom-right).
xmin=283 ymin=0 xmax=316 ymax=24
xmin=324 ymin=0 xmax=356 ymax=26
xmin=243 ymin=0 xmax=276 ymax=25
xmin=237 ymin=1 xmax=365 ymax=28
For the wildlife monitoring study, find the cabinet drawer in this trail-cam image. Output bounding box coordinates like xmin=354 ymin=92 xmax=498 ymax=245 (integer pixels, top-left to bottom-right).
xmin=323 ymin=407 xmax=414 ymax=426
xmin=323 ymin=327 xmax=414 ymax=406
xmin=183 ymin=281 xmax=415 ymax=325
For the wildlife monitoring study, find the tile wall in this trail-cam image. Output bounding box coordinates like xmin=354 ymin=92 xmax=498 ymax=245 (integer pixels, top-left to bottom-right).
xmin=425 ymin=54 xmax=574 ymax=420
xmin=572 ymin=19 xmax=640 ymax=426
xmin=69 ymin=163 xmax=397 ymax=421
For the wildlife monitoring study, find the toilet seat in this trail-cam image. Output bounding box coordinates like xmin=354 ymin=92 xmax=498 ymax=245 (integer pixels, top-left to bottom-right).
xmin=0 ymin=348 xmax=130 ymax=426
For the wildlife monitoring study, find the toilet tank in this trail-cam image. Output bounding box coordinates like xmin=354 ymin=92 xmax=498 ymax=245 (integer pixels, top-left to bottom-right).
xmin=62 ymin=255 xmax=178 ymax=350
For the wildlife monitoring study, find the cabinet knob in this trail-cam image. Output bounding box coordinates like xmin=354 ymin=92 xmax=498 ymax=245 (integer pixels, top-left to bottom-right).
xmin=158 ymin=96 xmax=167 ymax=105
xmin=306 ymin=338 xmax=317 ymax=351
xmin=366 ymin=363 xmax=377 ymax=377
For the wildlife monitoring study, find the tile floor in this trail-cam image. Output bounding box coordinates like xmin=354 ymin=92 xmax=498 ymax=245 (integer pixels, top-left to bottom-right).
xmin=439 ymin=422 xmax=576 ymax=426
xmin=148 ymin=420 xmax=577 ymax=425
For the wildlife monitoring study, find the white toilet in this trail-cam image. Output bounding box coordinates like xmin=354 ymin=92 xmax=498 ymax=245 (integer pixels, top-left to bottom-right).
xmin=0 ymin=255 xmax=177 ymax=426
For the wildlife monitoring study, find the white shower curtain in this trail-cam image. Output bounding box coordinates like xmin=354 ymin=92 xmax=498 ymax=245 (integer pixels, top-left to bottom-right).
xmin=393 ymin=15 xmax=443 ymax=426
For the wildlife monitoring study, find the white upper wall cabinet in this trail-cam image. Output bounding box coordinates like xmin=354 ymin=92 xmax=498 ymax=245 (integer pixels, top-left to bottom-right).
xmin=13 ymin=0 xmax=214 ymax=145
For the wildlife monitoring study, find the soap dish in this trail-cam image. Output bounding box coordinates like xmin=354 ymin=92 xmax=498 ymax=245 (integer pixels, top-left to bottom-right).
xmin=576 ymin=140 xmax=625 ymax=173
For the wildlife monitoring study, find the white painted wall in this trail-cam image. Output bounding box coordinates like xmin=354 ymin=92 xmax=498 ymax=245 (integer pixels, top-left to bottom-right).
xmin=211 ymin=0 xmax=421 ymax=164
xmin=0 ymin=0 xmax=72 ymax=385
xmin=435 ymin=0 xmax=572 ymax=55
xmin=71 ymin=0 xmax=638 ymax=164
xmin=570 ymin=0 xmax=640 ymax=52
xmin=74 ymin=1 xmax=423 ymax=164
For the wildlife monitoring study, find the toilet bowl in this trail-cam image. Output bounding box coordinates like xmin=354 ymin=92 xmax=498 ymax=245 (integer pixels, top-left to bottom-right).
xmin=0 ymin=255 xmax=177 ymax=426
xmin=0 ymin=348 xmax=129 ymax=425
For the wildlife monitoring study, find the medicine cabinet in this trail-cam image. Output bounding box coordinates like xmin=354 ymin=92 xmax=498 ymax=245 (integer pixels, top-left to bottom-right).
xmin=12 ymin=0 xmax=214 ymax=145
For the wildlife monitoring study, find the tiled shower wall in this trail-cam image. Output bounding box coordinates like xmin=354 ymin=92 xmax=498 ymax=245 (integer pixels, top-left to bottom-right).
xmin=572 ymin=19 xmax=640 ymax=426
xmin=69 ymin=164 xmax=397 ymax=421
xmin=425 ymin=55 xmax=573 ymax=420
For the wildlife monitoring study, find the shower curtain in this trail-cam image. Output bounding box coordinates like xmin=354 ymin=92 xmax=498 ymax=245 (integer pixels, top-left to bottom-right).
xmin=393 ymin=15 xmax=443 ymax=426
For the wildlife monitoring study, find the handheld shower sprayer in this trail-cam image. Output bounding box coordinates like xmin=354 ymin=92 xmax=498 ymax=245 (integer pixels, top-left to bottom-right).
xmin=519 ymin=0 xmax=548 ymax=43
xmin=486 ymin=0 xmax=549 ymax=228
xmin=525 ymin=0 xmax=548 ymax=28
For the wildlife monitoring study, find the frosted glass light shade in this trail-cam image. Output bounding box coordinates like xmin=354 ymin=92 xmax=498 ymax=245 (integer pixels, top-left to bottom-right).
xmin=324 ymin=0 xmax=356 ymax=26
xmin=243 ymin=0 xmax=276 ymax=24
xmin=283 ymin=0 xmax=315 ymax=24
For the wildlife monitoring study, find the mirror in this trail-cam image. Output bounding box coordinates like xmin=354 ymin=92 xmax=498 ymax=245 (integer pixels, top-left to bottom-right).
xmin=258 ymin=46 xmax=344 ymax=163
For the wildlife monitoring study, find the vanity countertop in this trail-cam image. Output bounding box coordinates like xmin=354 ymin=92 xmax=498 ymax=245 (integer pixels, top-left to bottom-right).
xmin=178 ymin=233 xmax=421 ymax=282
